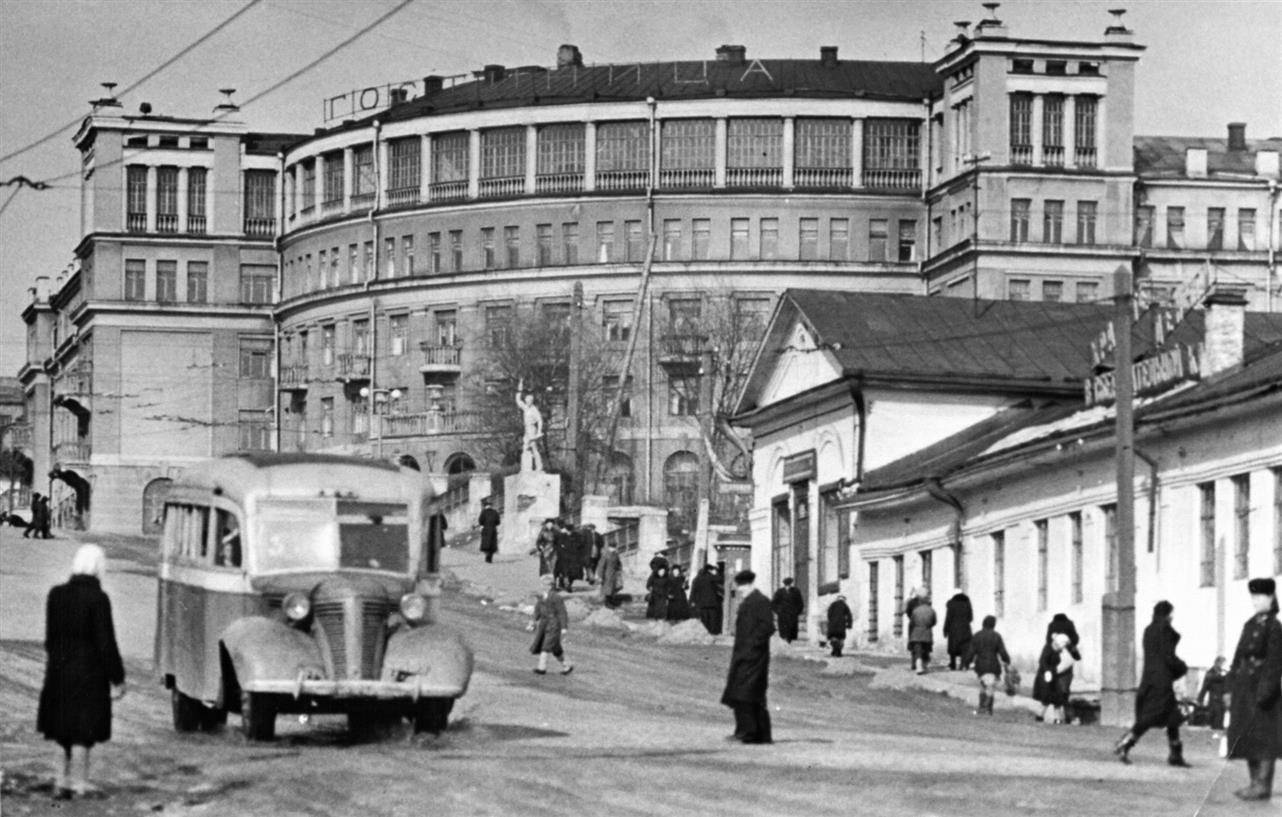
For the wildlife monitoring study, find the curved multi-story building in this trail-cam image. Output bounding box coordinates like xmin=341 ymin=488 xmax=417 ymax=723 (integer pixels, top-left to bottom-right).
xmin=275 ymin=43 xmax=936 ymax=528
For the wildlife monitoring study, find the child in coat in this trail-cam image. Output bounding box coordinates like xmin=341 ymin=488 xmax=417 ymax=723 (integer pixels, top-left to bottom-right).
xmin=529 ymin=575 xmax=573 ymax=675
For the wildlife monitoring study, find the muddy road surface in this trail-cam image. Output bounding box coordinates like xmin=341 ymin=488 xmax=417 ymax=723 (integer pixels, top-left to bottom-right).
xmin=0 ymin=529 xmax=1257 ymax=816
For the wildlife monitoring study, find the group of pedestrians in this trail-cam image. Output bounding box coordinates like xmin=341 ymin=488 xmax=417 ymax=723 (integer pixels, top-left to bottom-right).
xmin=531 ymin=518 xmax=603 ymax=593
xmin=644 ymin=554 xmax=692 ymax=622
xmin=23 ymin=493 xmax=53 ymax=539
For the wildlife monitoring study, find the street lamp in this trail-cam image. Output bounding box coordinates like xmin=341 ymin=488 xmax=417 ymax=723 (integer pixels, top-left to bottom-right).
xmin=359 ymin=386 xmax=402 ymax=460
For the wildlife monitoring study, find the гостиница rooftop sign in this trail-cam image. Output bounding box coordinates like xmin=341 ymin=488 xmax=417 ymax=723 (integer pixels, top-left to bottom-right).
xmin=1084 ymin=309 xmax=1203 ymax=407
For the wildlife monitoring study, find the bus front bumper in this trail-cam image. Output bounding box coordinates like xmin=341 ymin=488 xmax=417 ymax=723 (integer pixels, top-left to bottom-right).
xmin=243 ymin=678 xmax=465 ymax=701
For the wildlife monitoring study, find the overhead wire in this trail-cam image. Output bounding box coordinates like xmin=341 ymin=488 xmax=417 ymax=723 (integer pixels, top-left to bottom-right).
xmin=0 ymin=0 xmax=266 ymax=167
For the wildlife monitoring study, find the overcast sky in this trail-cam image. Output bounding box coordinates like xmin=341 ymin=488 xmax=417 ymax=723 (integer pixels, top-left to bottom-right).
xmin=1 ymin=0 xmax=1280 ymax=376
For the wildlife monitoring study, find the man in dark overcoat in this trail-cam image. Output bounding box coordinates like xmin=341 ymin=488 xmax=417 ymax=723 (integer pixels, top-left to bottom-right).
xmin=825 ymin=594 xmax=853 ymax=657
xmin=1228 ymin=577 xmax=1282 ymax=801
xmin=772 ymin=577 xmax=804 ymax=643
xmin=1113 ymin=600 xmax=1190 ymax=766
xmin=690 ymin=563 xmax=723 ymax=635
xmin=554 ymin=520 xmax=582 ymax=591
xmin=721 ymin=570 xmax=774 ymax=744
xmin=477 ymin=499 xmax=500 ymax=563
xmin=943 ymin=588 xmax=974 ymax=670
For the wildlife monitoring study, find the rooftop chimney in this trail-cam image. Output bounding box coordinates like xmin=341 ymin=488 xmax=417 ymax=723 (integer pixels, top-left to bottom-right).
xmin=389 ymin=87 xmax=409 ymax=105
xmin=1227 ymin=122 xmax=1247 ymax=151
xmin=952 ymin=20 xmax=971 ymax=45
xmin=423 ymin=75 xmax=443 ymax=94
xmin=89 ymin=81 xmax=122 ymax=111
xmin=974 ymin=2 xmax=1007 ymax=37
xmin=557 ymin=44 xmax=583 ymax=69
xmin=715 ymin=44 xmax=746 ymax=64
xmin=819 ymin=46 xmax=838 ymax=67
xmin=1105 ymin=8 xmax=1134 ymax=42
xmin=1203 ymin=286 xmax=1248 ymax=376
xmin=1185 ymin=147 xmax=1208 ymax=178
xmin=482 ymin=64 xmax=506 ymax=82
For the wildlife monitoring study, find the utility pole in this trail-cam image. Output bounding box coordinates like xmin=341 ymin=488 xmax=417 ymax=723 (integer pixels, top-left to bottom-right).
xmin=1100 ymin=262 xmax=1137 ymax=726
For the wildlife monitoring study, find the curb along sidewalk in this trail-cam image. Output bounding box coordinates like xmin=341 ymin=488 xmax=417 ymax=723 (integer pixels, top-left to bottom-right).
xmin=440 ymin=539 xmax=1047 ymax=716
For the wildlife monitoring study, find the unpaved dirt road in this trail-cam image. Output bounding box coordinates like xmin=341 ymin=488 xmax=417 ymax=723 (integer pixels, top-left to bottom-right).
xmin=0 ymin=528 xmax=1260 ymax=816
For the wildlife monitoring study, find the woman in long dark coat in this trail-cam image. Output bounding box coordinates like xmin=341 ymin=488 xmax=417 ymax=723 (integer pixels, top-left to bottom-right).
xmin=943 ymin=589 xmax=974 ymax=670
xmin=1033 ymin=633 xmax=1074 ymax=723
xmin=646 ymin=566 xmax=670 ymax=620
xmin=666 ymin=566 xmax=692 ymax=621
xmin=477 ymin=499 xmax=500 ymax=563
xmin=1112 ymin=601 xmax=1190 ymax=766
xmin=1227 ymin=577 xmax=1282 ymax=801
xmin=37 ymin=544 xmax=125 ymax=797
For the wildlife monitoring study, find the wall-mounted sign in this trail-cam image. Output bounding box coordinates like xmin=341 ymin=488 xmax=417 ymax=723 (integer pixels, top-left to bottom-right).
xmin=782 ymin=450 xmax=816 ymax=483
xmin=1085 ymin=342 xmax=1203 ymax=406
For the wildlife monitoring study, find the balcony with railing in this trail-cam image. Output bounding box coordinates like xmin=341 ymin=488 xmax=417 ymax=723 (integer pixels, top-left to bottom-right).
xmin=863 ymin=168 xmax=922 ymax=190
xmin=187 ymin=214 xmax=206 ymax=234
xmin=279 ymin=364 xmax=309 ymax=390
xmin=156 ymin=213 xmax=179 ymax=233
xmin=535 ymin=173 xmax=583 ymax=194
xmin=379 ymin=409 xmax=483 ymax=438
xmin=657 ymin=332 xmax=707 ymax=376
xmin=53 ymin=440 xmax=91 ymax=465
xmin=478 ymin=176 xmax=524 ymax=199
xmin=429 ymin=180 xmax=468 ymax=202
xmin=418 ymin=343 xmax=462 ymax=378
xmin=1043 ymin=145 xmax=1065 ymax=168
xmin=1011 ymin=145 xmax=1034 ymax=166
xmin=53 ymin=362 xmax=92 ymax=416
xmin=336 ymin=352 xmax=370 ymax=381
xmin=127 ymin=212 xmax=147 ymax=233
xmin=726 ymin=167 xmax=782 ymax=188
xmin=244 ymin=217 xmax=276 ymax=237
xmin=596 ymin=169 xmax=648 ymax=191
xmin=659 ymin=168 xmax=714 ymax=189
xmin=321 ymin=198 xmax=344 ymax=217
xmin=795 ymin=167 xmax=852 ymax=188
xmin=387 ymin=187 xmax=421 ymax=208
xmin=1075 ymin=147 xmax=1097 ymax=168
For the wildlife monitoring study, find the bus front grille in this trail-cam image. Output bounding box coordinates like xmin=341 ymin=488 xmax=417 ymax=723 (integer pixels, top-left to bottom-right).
xmin=313 ymin=599 xmax=388 ymax=680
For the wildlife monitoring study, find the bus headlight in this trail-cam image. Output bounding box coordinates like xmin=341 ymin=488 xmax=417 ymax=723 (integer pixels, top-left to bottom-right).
xmin=399 ymin=593 xmax=428 ymax=623
xmin=283 ymin=592 xmax=311 ymax=623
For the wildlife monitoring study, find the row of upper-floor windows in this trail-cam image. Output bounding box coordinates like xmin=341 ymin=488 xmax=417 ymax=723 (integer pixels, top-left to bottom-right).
xmin=123 ymin=165 xmax=276 ymax=237
xmin=1005 ymin=199 xmax=1100 ymax=245
xmin=288 ymin=116 xmax=924 ymax=216
xmin=119 ymin=258 xmax=274 ymax=304
xmin=1008 ymin=94 xmax=1098 ymax=168
xmin=1135 ymin=206 xmax=1273 ymax=252
xmin=283 ymin=215 xmax=920 ymax=297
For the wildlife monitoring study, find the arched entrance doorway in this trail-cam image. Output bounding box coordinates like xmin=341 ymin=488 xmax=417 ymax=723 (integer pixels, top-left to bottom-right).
xmin=142 ymin=477 xmax=172 ymax=534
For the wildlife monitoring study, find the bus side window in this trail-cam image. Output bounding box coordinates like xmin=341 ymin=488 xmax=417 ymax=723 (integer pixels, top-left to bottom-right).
xmin=215 ymin=509 xmax=241 ymax=568
xmin=196 ymin=506 xmax=210 ymax=561
xmin=162 ymin=505 xmax=180 ymax=560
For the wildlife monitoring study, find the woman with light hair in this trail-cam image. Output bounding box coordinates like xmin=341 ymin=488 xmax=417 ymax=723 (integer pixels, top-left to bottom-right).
xmin=36 ymin=544 xmax=126 ymax=798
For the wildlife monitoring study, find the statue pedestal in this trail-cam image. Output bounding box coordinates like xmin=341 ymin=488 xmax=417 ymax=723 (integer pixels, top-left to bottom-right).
xmin=500 ymin=471 xmax=560 ymax=555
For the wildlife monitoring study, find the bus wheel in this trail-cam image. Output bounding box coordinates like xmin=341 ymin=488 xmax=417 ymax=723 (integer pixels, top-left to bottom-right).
xmin=240 ymin=691 xmax=276 ymax=741
xmin=412 ymin=698 xmax=454 ymax=735
xmin=172 ymin=688 xmax=204 ymax=732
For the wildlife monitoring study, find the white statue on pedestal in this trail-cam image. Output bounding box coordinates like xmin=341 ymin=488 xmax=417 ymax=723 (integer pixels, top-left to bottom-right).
xmin=516 ymin=379 xmax=544 ymax=472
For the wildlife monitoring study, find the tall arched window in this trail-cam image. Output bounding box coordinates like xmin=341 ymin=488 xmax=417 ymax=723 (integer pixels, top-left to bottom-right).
xmin=663 ymin=451 xmax=700 ymax=540
xmin=444 ymin=452 xmax=475 ymax=475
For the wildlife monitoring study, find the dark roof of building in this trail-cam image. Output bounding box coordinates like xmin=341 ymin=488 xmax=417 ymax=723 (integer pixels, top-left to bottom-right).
xmin=1133 ymin=135 xmax=1282 ymax=178
xmin=786 ymin=290 xmax=1112 ymax=386
xmin=329 ymin=58 xmax=941 ymax=135
xmin=1146 ymin=341 xmax=1282 ymax=418
xmin=861 ymin=401 xmax=1077 ymax=492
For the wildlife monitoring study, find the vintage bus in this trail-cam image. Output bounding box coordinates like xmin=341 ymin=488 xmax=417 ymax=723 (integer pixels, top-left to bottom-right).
xmin=155 ymin=453 xmax=473 ymax=740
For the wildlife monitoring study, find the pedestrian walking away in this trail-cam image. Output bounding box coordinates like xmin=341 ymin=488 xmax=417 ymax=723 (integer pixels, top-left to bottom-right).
xmin=943 ymin=588 xmax=974 ymax=670
xmin=902 ymin=586 xmax=925 ymax=668
xmin=908 ymin=594 xmax=937 ymax=674
xmin=37 ymin=544 xmax=126 ymax=799
xmin=965 ymin=615 xmax=1010 ymax=715
xmin=528 ymin=575 xmax=573 ymax=676
xmin=825 ymin=595 xmax=853 ymax=657
xmin=1113 ymin=601 xmax=1191 ymax=766
xmin=690 ymin=563 xmax=723 ymax=635
xmin=1198 ymin=655 xmax=1228 ymax=736
xmin=772 ymin=577 xmax=804 ymax=643
xmin=1227 ymin=577 xmax=1281 ymax=802
xmin=721 ymin=570 xmax=773 ymax=744
xmin=477 ymin=498 xmax=500 ymax=563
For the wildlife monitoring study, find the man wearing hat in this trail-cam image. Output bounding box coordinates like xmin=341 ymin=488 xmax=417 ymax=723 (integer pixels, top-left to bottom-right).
xmin=1227 ymin=577 xmax=1282 ymax=801
xmin=825 ymin=594 xmax=853 ymax=657
xmin=721 ymin=570 xmax=774 ymax=744
xmin=1113 ymin=600 xmax=1190 ymax=766
xmin=477 ymin=498 xmax=500 ymax=564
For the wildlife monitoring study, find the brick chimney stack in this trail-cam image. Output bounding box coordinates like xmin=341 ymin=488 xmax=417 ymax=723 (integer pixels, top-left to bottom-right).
xmin=1202 ymin=286 xmax=1248 ymax=376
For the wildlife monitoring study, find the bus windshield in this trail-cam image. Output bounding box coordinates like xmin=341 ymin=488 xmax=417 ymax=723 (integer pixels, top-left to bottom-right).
xmin=338 ymin=501 xmax=409 ymax=573
xmin=255 ymin=500 xmax=338 ymax=572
